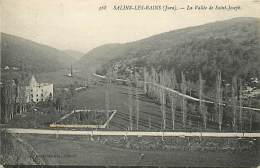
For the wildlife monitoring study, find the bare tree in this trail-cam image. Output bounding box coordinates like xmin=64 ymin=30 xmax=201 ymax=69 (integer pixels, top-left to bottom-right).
xmin=248 ymin=98 xmax=254 ymax=132
xmin=128 ymin=78 xmax=133 ymax=131
xmin=162 ymin=89 xmax=166 ymax=130
xmin=232 ymin=76 xmax=238 ymax=132
xmin=105 ymin=89 xmax=110 ymax=126
xmin=160 ymin=70 xmax=167 ymax=130
xmin=143 ymin=67 xmax=148 ymax=94
xmin=105 ymin=67 xmax=112 ymax=127
xmin=148 ymin=115 xmax=152 ymax=129
xmin=135 ymin=72 xmax=140 ymax=130
xmin=249 ymin=111 xmax=254 ymax=132
xmin=199 ymin=72 xmax=207 ymax=130
xmin=151 ymin=67 xmax=157 ymax=99
xmin=171 ymin=95 xmax=177 ymax=130
xmin=155 ymin=70 xmax=160 ymax=103
xmin=181 ymin=72 xmax=187 ymax=129
xmin=164 ymin=70 xmax=172 ymax=105
xmin=170 ymin=69 xmax=177 ymax=130
xmin=216 ymin=71 xmax=223 ymax=132
xmin=238 ymin=79 xmax=243 ymax=132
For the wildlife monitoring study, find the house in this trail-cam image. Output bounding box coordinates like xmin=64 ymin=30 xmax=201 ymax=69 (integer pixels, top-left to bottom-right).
xmin=4 ymin=66 xmax=9 ymax=70
xmin=12 ymin=67 xmax=19 ymax=71
xmin=25 ymin=75 xmax=53 ymax=103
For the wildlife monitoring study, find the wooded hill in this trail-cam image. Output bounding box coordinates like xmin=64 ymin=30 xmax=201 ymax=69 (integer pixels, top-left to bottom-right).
xmin=79 ymin=17 xmax=260 ymax=88
xmin=1 ymin=33 xmax=76 ymax=73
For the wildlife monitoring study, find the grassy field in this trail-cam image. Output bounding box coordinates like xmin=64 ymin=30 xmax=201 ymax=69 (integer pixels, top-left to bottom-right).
xmin=35 ymin=70 xmax=89 ymax=87
xmin=4 ymin=68 xmax=260 ymax=131
xmin=7 ymin=134 xmax=259 ymax=166
xmin=2 ymin=71 xmax=260 ymax=166
xmin=8 ymin=81 xmax=260 ymax=131
xmin=64 ymin=83 xmax=260 ymax=132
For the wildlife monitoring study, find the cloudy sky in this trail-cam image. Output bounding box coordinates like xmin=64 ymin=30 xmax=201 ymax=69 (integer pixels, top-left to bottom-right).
xmin=1 ymin=0 xmax=260 ymax=53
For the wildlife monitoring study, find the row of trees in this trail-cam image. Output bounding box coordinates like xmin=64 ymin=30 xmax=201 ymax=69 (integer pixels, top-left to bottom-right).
xmin=127 ymin=72 xmax=140 ymax=130
xmin=141 ymin=67 xmax=256 ymax=132
xmin=103 ymin=64 xmax=256 ymax=132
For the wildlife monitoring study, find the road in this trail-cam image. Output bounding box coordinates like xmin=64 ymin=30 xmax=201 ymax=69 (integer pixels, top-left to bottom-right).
xmin=4 ymin=128 xmax=260 ymax=137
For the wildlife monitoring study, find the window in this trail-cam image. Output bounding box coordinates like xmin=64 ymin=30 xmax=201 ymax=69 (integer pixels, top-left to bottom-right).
xmin=31 ymin=94 xmax=33 ymax=98
xmin=41 ymin=93 xmax=43 ymax=97
xmin=36 ymin=94 xmax=38 ymax=97
xmin=31 ymin=99 xmax=33 ymax=102
xmin=36 ymin=99 xmax=38 ymax=102
xmin=41 ymin=98 xmax=44 ymax=101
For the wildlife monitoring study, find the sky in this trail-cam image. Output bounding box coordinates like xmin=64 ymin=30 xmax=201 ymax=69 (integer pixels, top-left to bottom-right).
xmin=1 ymin=0 xmax=260 ymax=53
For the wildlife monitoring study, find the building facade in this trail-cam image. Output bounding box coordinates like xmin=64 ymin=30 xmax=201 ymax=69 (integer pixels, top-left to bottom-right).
xmin=25 ymin=76 xmax=53 ymax=103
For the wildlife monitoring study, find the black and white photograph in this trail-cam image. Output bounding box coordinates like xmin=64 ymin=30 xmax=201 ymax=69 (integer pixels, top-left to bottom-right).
xmin=0 ymin=0 xmax=260 ymax=167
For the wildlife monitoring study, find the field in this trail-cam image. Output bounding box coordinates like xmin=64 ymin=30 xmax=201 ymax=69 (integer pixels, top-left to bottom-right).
xmin=2 ymin=133 xmax=259 ymax=166
xmin=8 ymin=76 xmax=260 ymax=131
xmin=63 ymin=82 xmax=260 ymax=132
xmin=35 ymin=70 xmax=90 ymax=87
xmin=15 ymin=69 xmax=259 ymax=132
xmin=57 ymin=110 xmax=110 ymax=125
xmin=3 ymin=72 xmax=260 ymax=166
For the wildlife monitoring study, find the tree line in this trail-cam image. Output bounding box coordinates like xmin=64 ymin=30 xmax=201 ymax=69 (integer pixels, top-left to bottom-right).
xmin=123 ymin=67 xmax=257 ymax=132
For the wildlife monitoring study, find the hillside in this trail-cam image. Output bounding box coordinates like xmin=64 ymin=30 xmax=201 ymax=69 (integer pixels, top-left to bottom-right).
xmin=76 ymin=43 xmax=122 ymax=73
xmin=63 ymin=50 xmax=84 ymax=61
xmin=1 ymin=33 xmax=75 ymax=73
xmin=78 ymin=17 xmax=260 ymax=86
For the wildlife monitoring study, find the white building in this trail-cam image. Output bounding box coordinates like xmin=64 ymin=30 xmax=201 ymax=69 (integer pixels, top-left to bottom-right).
xmin=4 ymin=66 xmax=9 ymax=70
xmin=26 ymin=75 xmax=53 ymax=103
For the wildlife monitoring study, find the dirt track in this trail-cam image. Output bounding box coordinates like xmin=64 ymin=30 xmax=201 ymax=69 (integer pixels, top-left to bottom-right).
xmin=5 ymin=128 xmax=260 ymax=137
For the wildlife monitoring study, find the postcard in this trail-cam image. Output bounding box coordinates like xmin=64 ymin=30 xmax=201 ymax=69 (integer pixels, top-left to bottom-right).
xmin=0 ymin=0 xmax=260 ymax=167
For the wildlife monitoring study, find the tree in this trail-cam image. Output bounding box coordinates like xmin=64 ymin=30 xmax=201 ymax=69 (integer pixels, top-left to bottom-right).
xmin=170 ymin=69 xmax=177 ymax=130
xmin=55 ymin=97 xmax=63 ymax=112
xmin=148 ymin=115 xmax=152 ymax=129
xmin=135 ymin=72 xmax=140 ymax=130
xmin=128 ymin=78 xmax=133 ymax=131
xmin=199 ymin=72 xmax=207 ymax=130
xmin=171 ymin=95 xmax=177 ymax=130
xmin=216 ymin=71 xmax=223 ymax=132
xmin=232 ymin=76 xmax=238 ymax=132
xmin=181 ymin=72 xmax=187 ymax=128
xmin=159 ymin=70 xmax=166 ymax=130
xmin=248 ymin=98 xmax=254 ymax=132
xmin=238 ymin=79 xmax=243 ymax=132
xmin=105 ymin=66 xmax=114 ymax=127
xmin=143 ymin=67 xmax=148 ymax=94
xmin=105 ymin=87 xmax=110 ymax=126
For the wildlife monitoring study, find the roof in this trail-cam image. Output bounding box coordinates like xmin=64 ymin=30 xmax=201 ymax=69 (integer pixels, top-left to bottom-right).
xmin=29 ymin=75 xmax=38 ymax=86
xmin=28 ymin=75 xmax=53 ymax=87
